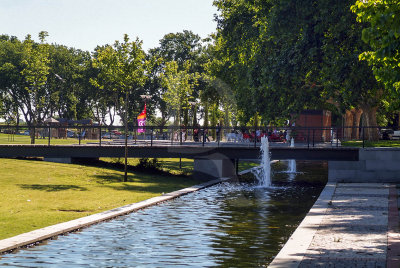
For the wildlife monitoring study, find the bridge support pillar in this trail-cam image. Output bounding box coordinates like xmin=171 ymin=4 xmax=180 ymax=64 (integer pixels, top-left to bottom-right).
xmin=44 ymin=157 xmax=73 ymax=164
xmin=194 ymin=158 xmax=236 ymax=180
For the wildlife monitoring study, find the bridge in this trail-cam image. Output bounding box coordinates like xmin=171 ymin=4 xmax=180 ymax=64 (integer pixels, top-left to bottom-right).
xmin=0 ymin=144 xmax=358 ymax=160
xmin=0 ymin=143 xmax=359 ymax=180
xmin=1 ymin=143 xmax=399 ymax=183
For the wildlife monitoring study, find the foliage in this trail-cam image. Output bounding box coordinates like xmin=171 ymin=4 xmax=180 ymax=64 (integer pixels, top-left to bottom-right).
xmin=0 ymin=34 xmax=93 ymax=130
xmin=90 ymin=34 xmax=148 ymax=125
xmin=161 ymin=61 xmax=199 ymax=125
xmin=213 ymin=0 xmax=383 ymax=139
xmin=147 ymin=31 xmax=205 ymax=127
xmin=46 ymin=45 xmax=91 ymax=120
xmin=136 ymin=158 xmax=162 ymax=171
xmin=150 ymin=30 xmax=203 ymax=71
xmin=351 ymin=0 xmax=400 ymax=96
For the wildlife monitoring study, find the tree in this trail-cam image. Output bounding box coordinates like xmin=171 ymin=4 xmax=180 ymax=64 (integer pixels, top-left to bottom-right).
xmin=147 ymin=31 xmax=205 ymax=128
xmin=352 ymin=0 xmax=400 ymax=129
xmin=150 ymin=30 xmax=203 ymax=71
xmin=351 ymin=0 xmax=400 ymax=94
xmin=213 ymin=0 xmax=382 ymax=139
xmin=47 ymin=45 xmax=91 ymax=120
xmin=318 ymin=0 xmax=381 ymax=140
xmin=0 ymin=32 xmax=52 ymax=143
xmin=21 ymin=32 xmax=51 ymax=128
xmin=145 ymin=50 xmax=171 ymax=128
xmin=0 ymin=35 xmax=23 ymax=124
xmin=161 ymin=61 xmax=199 ymax=126
xmin=90 ymin=34 xmax=148 ymax=126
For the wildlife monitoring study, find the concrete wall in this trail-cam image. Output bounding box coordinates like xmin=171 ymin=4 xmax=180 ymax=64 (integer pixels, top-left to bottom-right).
xmin=329 ymin=148 xmax=400 ymax=183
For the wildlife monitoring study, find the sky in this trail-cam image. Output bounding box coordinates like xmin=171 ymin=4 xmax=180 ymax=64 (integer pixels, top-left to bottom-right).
xmin=0 ymin=0 xmax=218 ymax=52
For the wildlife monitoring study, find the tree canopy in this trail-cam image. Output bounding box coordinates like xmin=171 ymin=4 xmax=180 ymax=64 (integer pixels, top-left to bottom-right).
xmin=351 ymin=0 xmax=400 ymax=105
xmin=0 ymin=1 xmax=399 ymax=141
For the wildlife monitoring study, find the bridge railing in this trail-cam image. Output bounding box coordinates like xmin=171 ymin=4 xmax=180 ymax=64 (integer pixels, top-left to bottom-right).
xmin=0 ymin=124 xmax=396 ymax=148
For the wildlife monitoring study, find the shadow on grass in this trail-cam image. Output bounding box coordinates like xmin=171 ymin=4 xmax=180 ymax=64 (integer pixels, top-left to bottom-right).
xmin=18 ymin=184 xmax=88 ymax=192
xmin=73 ymin=159 xmax=191 ymax=183
xmin=99 ymin=181 xmax=190 ymax=193
xmin=160 ymin=160 xmax=193 ymax=175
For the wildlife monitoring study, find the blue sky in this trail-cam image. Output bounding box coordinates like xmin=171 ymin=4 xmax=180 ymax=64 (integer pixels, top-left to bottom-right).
xmin=0 ymin=0 xmax=218 ymax=51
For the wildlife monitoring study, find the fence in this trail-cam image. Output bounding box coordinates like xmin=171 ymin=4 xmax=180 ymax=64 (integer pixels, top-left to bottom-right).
xmin=0 ymin=124 xmax=396 ymax=148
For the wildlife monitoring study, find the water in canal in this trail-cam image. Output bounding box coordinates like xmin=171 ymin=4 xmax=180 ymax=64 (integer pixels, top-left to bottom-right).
xmin=0 ymin=161 xmax=327 ymax=267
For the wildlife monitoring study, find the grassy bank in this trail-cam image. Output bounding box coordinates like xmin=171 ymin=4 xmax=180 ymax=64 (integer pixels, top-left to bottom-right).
xmin=0 ymin=133 xmax=96 ymax=145
xmin=0 ymin=158 xmax=201 ymax=240
xmin=342 ymin=140 xmax=400 ymax=147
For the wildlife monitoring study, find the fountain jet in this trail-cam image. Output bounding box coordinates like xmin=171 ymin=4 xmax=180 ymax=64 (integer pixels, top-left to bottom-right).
xmin=251 ymin=136 xmax=271 ymax=187
xmin=288 ymin=138 xmax=296 ymax=174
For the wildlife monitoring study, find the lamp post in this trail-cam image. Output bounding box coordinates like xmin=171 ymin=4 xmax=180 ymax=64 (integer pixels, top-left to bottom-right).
xmin=124 ymin=90 xmax=129 ymax=182
xmin=123 ymin=89 xmax=147 ymax=182
xmin=188 ymin=101 xmax=196 ymax=141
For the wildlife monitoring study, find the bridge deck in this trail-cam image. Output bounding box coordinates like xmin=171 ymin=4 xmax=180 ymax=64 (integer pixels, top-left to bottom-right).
xmin=0 ymin=143 xmax=359 ymax=161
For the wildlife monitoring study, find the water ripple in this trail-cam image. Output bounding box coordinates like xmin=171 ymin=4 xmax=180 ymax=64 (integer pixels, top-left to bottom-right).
xmin=0 ymin=162 xmax=327 ymax=267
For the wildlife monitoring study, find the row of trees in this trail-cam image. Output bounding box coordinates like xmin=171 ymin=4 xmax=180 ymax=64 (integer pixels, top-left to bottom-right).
xmin=1 ymin=0 xmax=399 ymax=142
xmin=212 ymin=0 xmax=400 ymax=140
xmin=0 ymin=31 xmax=230 ymax=133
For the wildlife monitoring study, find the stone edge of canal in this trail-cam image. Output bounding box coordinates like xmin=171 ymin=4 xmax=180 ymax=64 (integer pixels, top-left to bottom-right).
xmin=268 ymin=182 xmax=336 ymax=268
xmin=0 ymin=177 xmax=231 ymax=254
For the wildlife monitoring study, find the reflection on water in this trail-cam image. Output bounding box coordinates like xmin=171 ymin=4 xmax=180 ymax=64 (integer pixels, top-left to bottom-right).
xmin=0 ymin=161 xmax=327 ymax=267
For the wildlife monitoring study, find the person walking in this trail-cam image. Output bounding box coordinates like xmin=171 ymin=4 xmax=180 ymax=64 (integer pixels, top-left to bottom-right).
xmin=216 ymin=123 xmax=222 ymax=142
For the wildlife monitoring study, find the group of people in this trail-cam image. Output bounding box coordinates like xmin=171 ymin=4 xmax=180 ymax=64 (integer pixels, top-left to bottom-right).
xmin=239 ymin=129 xmax=290 ymax=143
xmin=176 ymin=124 xmax=291 ymax=143
xmin=193 ymin=123 xmax=222 ymax=142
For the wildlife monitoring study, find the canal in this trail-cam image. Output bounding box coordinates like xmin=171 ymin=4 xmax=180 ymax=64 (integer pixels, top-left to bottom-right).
xmin=0 ymin=161 xmax=327 ymax=267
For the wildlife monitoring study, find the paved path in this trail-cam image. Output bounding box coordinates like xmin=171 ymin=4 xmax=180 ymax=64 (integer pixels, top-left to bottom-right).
xmin=270 ymin=183 xmax=400 ymax=268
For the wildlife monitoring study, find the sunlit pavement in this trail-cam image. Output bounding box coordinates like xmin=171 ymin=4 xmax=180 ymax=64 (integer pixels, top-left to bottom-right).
xmin=271 ymin=183 xmax=400 ymax=268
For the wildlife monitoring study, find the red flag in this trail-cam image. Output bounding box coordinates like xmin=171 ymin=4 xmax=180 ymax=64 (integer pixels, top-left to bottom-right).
xmin=137 ymin=104 xmax=146 ymax=119
xmin=137 ymin=104 xmax=146 ymax=133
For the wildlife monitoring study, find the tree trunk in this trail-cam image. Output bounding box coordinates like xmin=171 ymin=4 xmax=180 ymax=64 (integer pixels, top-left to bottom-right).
xmin=224 ymin=107 xmax=230 ymax=140
xmin=29 ymin=122 xmax=36 ymax=144
xmin=397 ymin=112 xmax=400 ymax=130
xmin=210 ymin=103 xmax=217 ymax=140
xmin=362 ymin=105 xmax=379 ymax=141
xmin=351 ymin=108 xmax=363 ymax=140
xmin=203 ymin=102 xmax=209 ymax=128
xmin=192 ymin=105 xmax=197 ymax=126
xmin=344 ymin=110 xmax=353 ymax=140
xmin=183 ymin=108 xmax=188 ymax=140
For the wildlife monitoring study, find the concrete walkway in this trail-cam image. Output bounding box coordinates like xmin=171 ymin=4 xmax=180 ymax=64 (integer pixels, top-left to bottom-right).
xmin=270 ymin=183 xmax=400 ymax=268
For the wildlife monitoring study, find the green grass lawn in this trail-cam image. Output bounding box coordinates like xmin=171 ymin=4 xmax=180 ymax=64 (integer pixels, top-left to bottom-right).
xmin=342 ymin=140 xmax=400 ymax=147
xmin=237 ymin=160 xmax=259 ymax=171
xmin=0 ymin=157 xmax=202 ymax=240
xmin=0 ymin=133 xmax=97 ymax=145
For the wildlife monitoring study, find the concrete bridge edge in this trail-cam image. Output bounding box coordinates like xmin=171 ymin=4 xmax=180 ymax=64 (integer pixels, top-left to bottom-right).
xmin=328 ymin=148 xmax=400 ymax=183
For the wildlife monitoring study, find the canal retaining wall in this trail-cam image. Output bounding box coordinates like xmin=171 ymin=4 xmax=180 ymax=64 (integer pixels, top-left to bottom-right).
xmin=328 ymin=148 xmax=400 ymax=182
